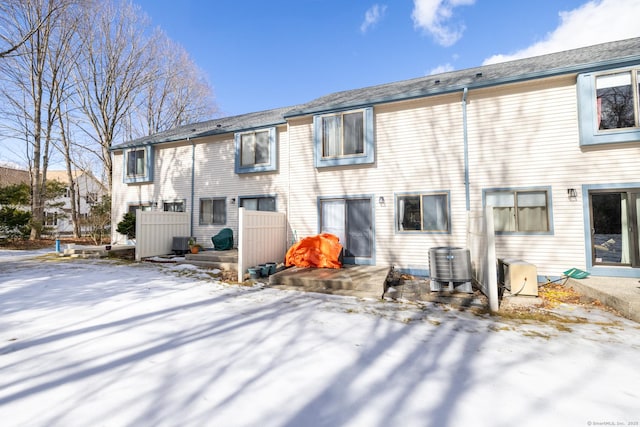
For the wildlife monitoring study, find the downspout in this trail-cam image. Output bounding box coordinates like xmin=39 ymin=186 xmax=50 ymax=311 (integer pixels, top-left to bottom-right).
xmin=462 ymin=87 xmax=470 ymax=211
xmin=189 ymin=137 xmax=195 ymax=236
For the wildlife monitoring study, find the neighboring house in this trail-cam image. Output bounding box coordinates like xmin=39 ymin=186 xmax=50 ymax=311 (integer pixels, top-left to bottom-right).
xmin=0 ymin=166 xmax=107 ymax=236
xmin=0 ymin=166 xmax=30 ymax=186
xmin=46 ymin=170 xmax=108 ymax=235
xmin=110 ymin=37 xmax=640 ymax=279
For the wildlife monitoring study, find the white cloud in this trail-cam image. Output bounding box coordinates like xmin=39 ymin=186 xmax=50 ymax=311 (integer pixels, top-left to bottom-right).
xmin=428 ymin=63 xmax=455 ymax=75
xmin=483 ymin=0 xmax=640 ymax=65
xmin=360 ymin=4 xmax=388 ymax=33
xmin=411 ymin=0 xmax=476 ymax=47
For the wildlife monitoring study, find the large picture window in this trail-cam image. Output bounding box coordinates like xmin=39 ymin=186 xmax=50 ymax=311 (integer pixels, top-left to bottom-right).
xmin=485 ymin=189 xmax=550 ymax=233
xmin=397 ymin=192 xmax=450 ymax=233
xmin=313 ymin=107 xmax=374 ymax=167
xmin=200 ymin=198 xmax=226 ymax=225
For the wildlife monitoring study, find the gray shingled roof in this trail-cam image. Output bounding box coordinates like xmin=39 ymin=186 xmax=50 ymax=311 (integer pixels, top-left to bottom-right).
xmin=285 ymin=37 xmax=640 ymax=116
xmin=113 ymin=37 xmax=640 ymax=150
xmin=111 ymin=105 xmax=296 ymax=150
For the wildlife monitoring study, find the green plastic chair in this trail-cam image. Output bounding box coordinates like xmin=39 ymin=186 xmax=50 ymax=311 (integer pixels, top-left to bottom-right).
xmin=211 ymin=228 xmax=233 ymax=251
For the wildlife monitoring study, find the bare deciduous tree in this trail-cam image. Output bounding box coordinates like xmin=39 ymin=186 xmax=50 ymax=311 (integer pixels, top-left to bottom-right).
xmin=137 ymin=32 xmax=217 ymax=137
xmin=0 ymin=0 xmax=60 ymax=59
xmin=0 ymin=0 xmax=73 ymax=239
xmin=1 ymin=0 xmax=218 ymax=235
xmin=74 ymin=0 xmax=154 ymax=191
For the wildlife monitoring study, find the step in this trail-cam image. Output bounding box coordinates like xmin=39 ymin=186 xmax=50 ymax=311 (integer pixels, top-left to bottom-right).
xmin=178 ymin=259 xmax=237 ymax=271
xmin=185 ymin=251 xmax=238 ymax=263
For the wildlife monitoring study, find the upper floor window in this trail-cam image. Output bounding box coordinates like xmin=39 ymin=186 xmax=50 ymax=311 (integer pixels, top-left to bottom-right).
xmin=577 ymin=68 xmax=640 ymax=146
xmin=313 ymin=107 xmax=374 ymax=167
xmin=127 ymin=149 xmax=146 ymax=177
xmin=485 ymin=189 xmax=551 ymax=233
xmin=123 ymin=146 xmax=153 ymax=183
xmin=234 ymin=127 xmax=277 ymax=174
xmin=397 ymin=192 xmax=450 ymax=233
xmin=596 ymin=71 xmax=638 ymax=130
xmin=86 ymin=192 xmax=98 ymax=205
xmin=45 ymin=212 xmax=57 ymax=226
xmin=200 ymin=198 xmax=226 ymax=225
xmin=240 ymin=196 xmax=276 ymax=212
xmin=322 ymin=111 xmax=364 ymax=157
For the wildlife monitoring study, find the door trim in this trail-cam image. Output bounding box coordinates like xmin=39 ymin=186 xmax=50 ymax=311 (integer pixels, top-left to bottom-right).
xmin=583 ymin=183 xmax=640 ymax=278
xmin=318 ymin=195 xmax=375 ymax=265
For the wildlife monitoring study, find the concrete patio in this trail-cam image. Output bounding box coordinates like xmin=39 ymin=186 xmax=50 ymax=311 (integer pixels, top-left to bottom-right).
xmin=171 ymin=251 xmax=640 ymax=323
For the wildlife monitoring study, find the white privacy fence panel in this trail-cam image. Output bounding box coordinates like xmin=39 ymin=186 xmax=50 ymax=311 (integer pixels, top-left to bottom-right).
xmin=136 ymin=211 xmax=190 ymax=261
xmin=238 ymin=208 xmax=287 ymax=282
xmin=467 ymin=207 xmax=499 ymax=312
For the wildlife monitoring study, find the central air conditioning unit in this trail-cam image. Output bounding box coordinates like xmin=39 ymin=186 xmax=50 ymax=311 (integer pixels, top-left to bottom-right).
xmin=172 ymin=236 xmax=194 ymax=255
xmin=498 ymin=258 xmax=538 ymax=297
xmin=429 ymin=246 xmax=473 ymax=293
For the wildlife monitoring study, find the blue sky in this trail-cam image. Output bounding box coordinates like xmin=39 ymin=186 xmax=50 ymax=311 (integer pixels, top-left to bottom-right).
xmin=135 ymin=0 xmax=640 ymax=117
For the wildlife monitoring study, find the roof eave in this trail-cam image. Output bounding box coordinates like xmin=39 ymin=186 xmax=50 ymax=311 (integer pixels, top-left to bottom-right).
xmin=284 ymin=54 xmax=640 ymax=118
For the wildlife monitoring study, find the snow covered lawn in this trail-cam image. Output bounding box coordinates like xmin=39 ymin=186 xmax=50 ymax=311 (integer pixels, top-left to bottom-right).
xmin=0 ymin=251 xmax=638 ymax=427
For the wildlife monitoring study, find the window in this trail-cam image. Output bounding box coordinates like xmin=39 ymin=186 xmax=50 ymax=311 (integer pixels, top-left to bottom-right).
xmin=596 ymin=71 xmax=637 ymax=130
xmin=397 ymin=192 xmax=450 ymax=233
xmin=234 ymin=127 xmax=277 ymax=174
xmin=128 ymin=204 xmax=152 ymax=215
xmin=577 ymin=69 xmax=640 ymax=146
xmin=163 ymin=201 xmax=185 ymax=212
xmin=313 ymin=107 xmax=374 ymax=167
xmin=200 ymin=198 xmax=226 ymax=225
xmin=123 ymin=146 xmax=153 ymax=183
xmin=86 ymin=192 xmax=98 ymax=205
xmin=485 ymin=189 xmax=550 ymax=233
xmin=239 ymin=196 xmax=276 ymax=212
xmin=127 ymin=149 xmax=146 ymax=177
xmin=45 ymin=212 xmax=57 ymax=226
xmin=322 ymin=112 xmax=364 ymax=157
xmin=241 ymin=131 xmax=269 ymax=166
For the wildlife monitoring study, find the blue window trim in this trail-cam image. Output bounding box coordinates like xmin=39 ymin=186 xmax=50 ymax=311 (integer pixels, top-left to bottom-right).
xmin=482 ymin=186 xmax=554 ymax=235
xmin=582 ymin=183 xmax=640 ymax=278
xmin=313 ymin=107 xmax=374 ymax=168
xmin=234 ymin=127 xmax=277 ymax=174
xmin=123 ymin=146 xmax=154 ymax=184
xmin=394 ymin=190 xmax=452 ymax=235
xmin=317 ymin=194 xmax=376 ymax=265
xmin=577 ymin=70 xmax=640 ymax=147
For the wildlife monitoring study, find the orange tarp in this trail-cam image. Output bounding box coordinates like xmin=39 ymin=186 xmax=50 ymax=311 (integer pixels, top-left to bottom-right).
xmin=285 ymin=233 xmax=343 ymax=269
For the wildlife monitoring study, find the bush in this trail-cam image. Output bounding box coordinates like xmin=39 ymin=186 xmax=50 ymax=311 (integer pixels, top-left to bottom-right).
xmin=116 ymin=212 xmax=136 ymax=239
xmin=0 ymin=207 xmax=31 ymax=240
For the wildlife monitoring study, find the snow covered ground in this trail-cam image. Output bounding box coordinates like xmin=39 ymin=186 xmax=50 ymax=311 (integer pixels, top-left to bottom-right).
xmin=0 ymin=250 xmax=638 ymax=427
